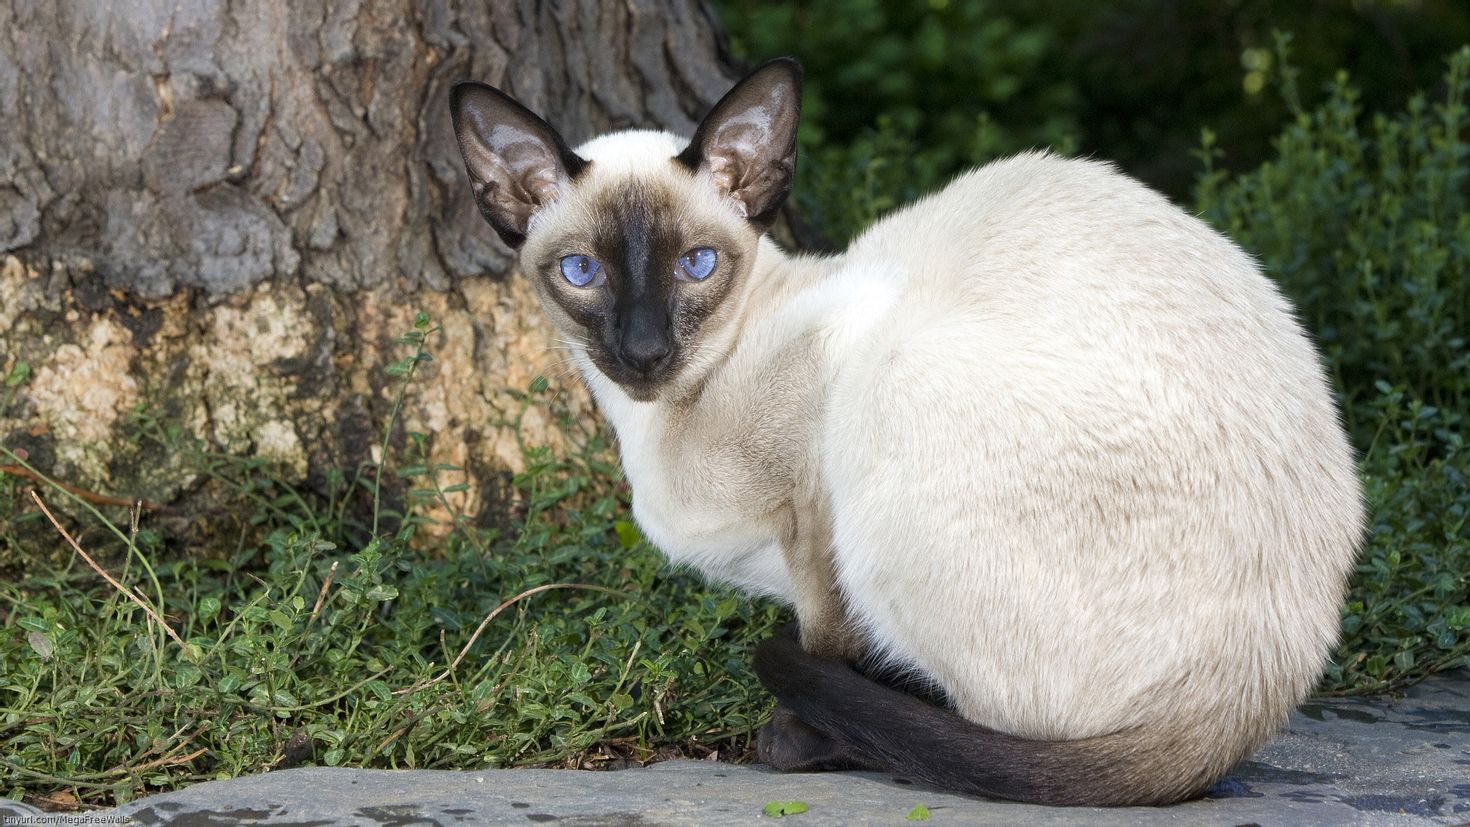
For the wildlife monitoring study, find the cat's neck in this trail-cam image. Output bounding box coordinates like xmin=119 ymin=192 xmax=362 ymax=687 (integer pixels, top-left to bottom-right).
xmin=738 ymin=237 xmax=844 ymax=336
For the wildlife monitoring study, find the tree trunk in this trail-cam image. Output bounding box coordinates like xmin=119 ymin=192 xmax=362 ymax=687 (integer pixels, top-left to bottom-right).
xmin=0 ymin=0 xmax=739 ymax=546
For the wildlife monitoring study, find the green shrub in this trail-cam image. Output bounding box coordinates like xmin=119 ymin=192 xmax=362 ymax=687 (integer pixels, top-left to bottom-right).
xmin=718 ymin=0 xmax=1080 ymax=243
xmin=719 ymin=0 xmax=1470 ymax=205
xmin=0 ymin=325 xmax=780 ymax=807
xmin=1196 ymin=41 xmax=1470 ymax=692
xmin=717 ymin=1 xmax=1079 ymax=161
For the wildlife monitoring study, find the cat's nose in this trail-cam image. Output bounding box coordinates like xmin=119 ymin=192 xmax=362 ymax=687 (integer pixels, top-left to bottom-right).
xmin=619 ymin=332 xmax=672 ymax=374
xmin=619 ymin=299 xmax=673 ymax=374
xmin=614 ymin=307 xmax=673 ymax=376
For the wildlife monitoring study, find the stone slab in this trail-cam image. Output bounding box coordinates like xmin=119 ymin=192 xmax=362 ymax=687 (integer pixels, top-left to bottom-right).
xmin=2 ymin=672 xmax=1466 ymax=826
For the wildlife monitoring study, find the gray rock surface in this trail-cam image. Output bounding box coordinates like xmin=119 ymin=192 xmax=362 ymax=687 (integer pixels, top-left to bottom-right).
xmin=2 ymin=672 xmax=1466 ymax=826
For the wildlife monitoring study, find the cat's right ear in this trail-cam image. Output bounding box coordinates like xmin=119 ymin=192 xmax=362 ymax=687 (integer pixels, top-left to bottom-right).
xmin=676 ymin=58 xmax=803 ymax=229
xmin=450 ymin=82 xmax=589 ymax=249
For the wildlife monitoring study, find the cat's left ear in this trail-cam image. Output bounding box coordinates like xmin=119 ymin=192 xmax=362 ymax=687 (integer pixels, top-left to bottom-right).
xmin=676 ymin=58 xmax=802 ymax=229
xmin=451 ymin=81 xmax=589 ymax=249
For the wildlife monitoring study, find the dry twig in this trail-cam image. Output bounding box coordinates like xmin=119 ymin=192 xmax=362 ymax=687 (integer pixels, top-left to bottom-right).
xmin=3 ymin=463 xmax=175 ymax=513
xmin=29 ymin=490 xmax=187 ymax=652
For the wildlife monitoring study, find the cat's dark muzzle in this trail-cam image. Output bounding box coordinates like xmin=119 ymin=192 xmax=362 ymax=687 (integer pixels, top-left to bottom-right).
xmin=595 ymin=350 xmax=679 ymax=402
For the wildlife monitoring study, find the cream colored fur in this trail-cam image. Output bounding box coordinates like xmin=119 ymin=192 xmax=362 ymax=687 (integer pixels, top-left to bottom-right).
xmin=531 ymin=133 xmax=1364 ymax=784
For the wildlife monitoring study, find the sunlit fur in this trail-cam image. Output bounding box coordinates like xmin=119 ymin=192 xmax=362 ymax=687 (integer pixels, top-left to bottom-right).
xmin=520 ymin=136 xmax=1364 ymax=799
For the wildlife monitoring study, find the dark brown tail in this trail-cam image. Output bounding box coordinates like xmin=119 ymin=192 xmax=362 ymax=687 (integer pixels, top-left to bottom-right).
xmin=753 ymin=627 xmax=1220 ymax=806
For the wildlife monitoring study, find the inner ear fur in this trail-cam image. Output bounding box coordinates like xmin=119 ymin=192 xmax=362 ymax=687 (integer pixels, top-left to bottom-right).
xmin=676 ymin=57 xmax=803 ymax=229
xmin=450 ymin=81 xmax=589 ymax=248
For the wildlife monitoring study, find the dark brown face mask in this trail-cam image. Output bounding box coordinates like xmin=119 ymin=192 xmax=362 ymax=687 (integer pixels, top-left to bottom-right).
xmin=448 ymin=58 xmax=804 ymax=401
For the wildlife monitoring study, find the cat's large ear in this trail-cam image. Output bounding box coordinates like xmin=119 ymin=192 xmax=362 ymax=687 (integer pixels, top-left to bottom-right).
xmin=450 ymin=82 xmax=589 ymax=249
xmin=676 ymin=58 xmax=802 ymax=229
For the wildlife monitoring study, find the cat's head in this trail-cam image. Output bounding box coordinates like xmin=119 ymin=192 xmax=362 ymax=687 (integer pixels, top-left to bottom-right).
xmin=449 ymin=59 xmax=802 ymax=402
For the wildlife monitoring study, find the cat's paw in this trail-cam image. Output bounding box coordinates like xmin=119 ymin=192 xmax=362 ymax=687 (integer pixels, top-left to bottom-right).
xmin=757 ymin=705 xmax=883 ymax=772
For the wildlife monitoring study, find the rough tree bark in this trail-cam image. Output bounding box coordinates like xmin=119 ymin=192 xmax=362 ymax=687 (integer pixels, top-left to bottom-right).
xmin=0 ymin=1 xmax=739 ymax=545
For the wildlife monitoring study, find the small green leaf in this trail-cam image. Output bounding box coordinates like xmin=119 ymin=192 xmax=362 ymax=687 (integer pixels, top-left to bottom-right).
xmin=198 ymin=596 xmax=222 ymax=623
xmin=1445 ymin=607 xmax=1470 ymax=630
xmin=430 ymin=606 xmax=462 ymax=630
xmin=173 ymin=664 xmax=204 ymax=688
xmin=906 ymin=804 xmax=931 ymax=821
xmin=414 ymin=311 xmax=431 ymax=329
xmin=17 ymin=617 xmax=50 ymax=633
xmin=763 ymin=801 xmax=808 ymax=818
xmin=4 ymin=361 xmax=31 ymax=387
xmin=529 ymin=375 xmax=549 ymax=394
xmin=365 ymin=585 xmax=399 ymax=601
xmin=613 ymin=520 xmax=643 ymax=549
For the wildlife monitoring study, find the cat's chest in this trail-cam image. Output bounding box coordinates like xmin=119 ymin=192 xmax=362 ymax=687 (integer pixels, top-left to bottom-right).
xmin=581 ymin=264 xmax=903 ymax=599
xmin=615 ymin=417 xmax=794 ymax=599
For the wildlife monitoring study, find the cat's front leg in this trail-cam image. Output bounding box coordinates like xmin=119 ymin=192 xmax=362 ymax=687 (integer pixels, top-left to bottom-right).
xmin=778 ymin=481 xmax=864 ymax=662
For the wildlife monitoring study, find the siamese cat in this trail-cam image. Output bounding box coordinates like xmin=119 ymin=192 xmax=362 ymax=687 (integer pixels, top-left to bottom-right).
xmin=449 ymin=58 xmax=1364 ymax=806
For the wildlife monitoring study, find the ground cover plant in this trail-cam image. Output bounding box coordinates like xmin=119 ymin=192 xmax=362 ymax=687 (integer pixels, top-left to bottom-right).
xmin=1 ymin=316 xmax=782 ymax=808
xmin=2 ymin=31 xmax=1468 ymax=812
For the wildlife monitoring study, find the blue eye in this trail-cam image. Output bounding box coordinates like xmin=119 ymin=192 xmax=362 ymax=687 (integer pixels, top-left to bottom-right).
xmin=559 ymin=254 xmax=602 ymax=287
xmin=677 ymin=247 xmax=718 ymax=281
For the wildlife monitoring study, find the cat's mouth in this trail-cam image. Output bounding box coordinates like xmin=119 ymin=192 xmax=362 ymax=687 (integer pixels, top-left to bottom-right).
xmin=592 ymin=351 xmax=680 ymax=402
